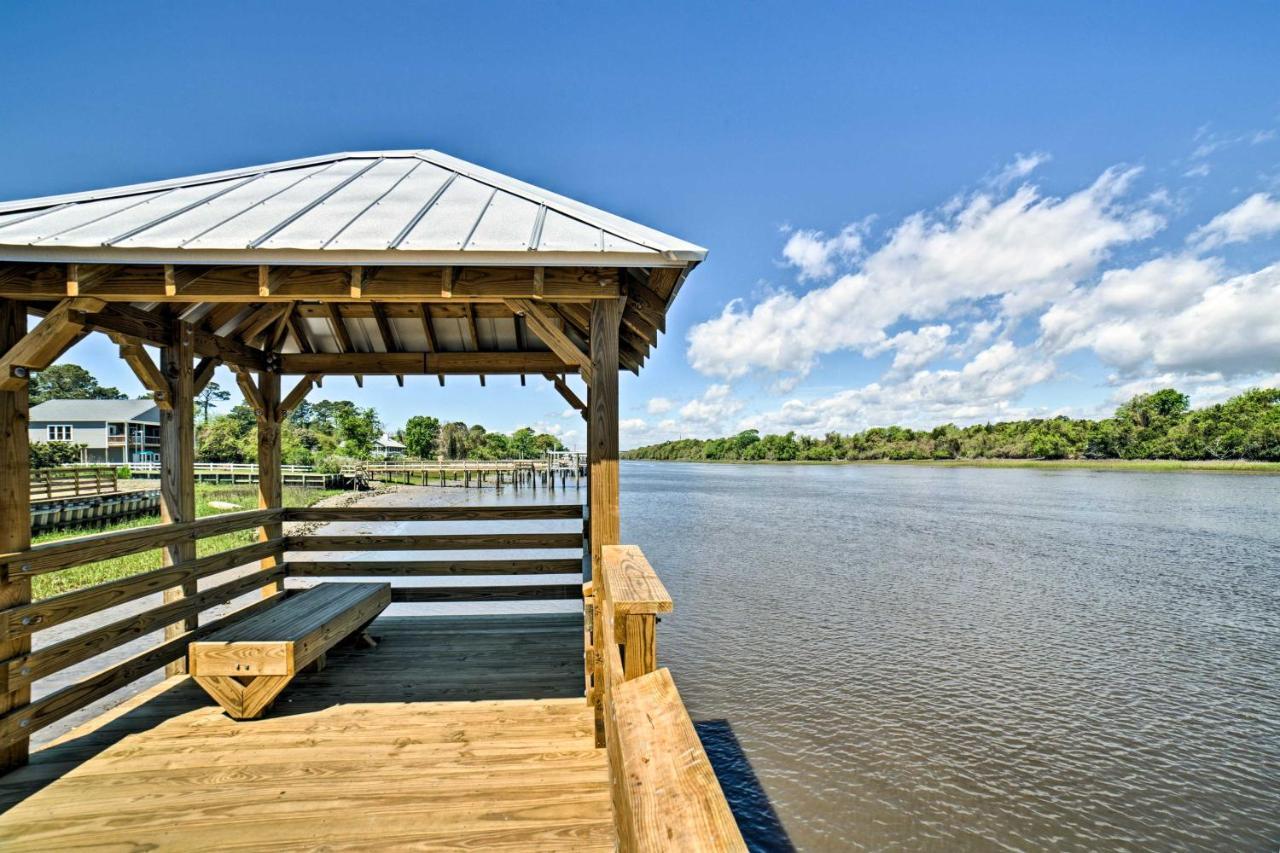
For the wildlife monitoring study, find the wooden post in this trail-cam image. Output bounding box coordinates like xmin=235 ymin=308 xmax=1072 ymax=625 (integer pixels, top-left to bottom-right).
xmin=0 ymin=300 xmax=31 ymax=770
xmin=257 ymin=370 xmax=282 ymax=596
xmin=160 ymin=317 xmax=195 ymax=676
xmin=588 ymin=297 xmax=621 ymax=741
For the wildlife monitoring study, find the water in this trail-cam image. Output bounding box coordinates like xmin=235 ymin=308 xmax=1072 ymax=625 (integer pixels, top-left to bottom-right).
xmin=620 ymin=462 xmax=1280 ymax=851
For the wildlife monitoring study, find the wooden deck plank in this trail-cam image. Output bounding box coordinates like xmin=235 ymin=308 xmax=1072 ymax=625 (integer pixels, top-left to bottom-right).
xmin=0 ymin=614 xmax=613 ymax=851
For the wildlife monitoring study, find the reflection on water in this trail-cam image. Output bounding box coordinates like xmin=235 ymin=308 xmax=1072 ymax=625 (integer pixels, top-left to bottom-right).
xmin=623 ymin=462 xmax=1280 ymax=851
xmin=349 ymin=463 xmax=1279 ymax=850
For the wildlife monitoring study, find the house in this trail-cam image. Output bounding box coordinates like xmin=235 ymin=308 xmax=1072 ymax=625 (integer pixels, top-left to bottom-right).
xmin=374 ymin=433 xmax=406 ymax=459
xmin=28 ymin=399 xmax=162 ymax=464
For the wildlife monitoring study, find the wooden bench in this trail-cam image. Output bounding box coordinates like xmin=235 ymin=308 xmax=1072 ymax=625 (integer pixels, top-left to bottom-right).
xmin=188 ymin=582 xmax=391 ymax=719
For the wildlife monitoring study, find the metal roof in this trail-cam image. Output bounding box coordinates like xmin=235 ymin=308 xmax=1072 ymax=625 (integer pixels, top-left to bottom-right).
xmin=0 ymin=150 xmax=706 ymax=267
xmin=29 ymin=399 xmax=159 ymax=422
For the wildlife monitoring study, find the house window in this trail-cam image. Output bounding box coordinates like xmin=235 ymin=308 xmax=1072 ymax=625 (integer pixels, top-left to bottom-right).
xmin=48 ymin=424 xmax=74 ymax=442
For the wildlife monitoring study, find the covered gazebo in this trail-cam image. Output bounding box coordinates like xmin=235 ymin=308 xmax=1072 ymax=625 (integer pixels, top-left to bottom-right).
xmin=0 ymin=151 xmax=745 ymax=849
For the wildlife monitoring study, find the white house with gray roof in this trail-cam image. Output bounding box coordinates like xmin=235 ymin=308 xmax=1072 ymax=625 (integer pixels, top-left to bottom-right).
xmin=28 ymin=399 xmax=161 ymax=464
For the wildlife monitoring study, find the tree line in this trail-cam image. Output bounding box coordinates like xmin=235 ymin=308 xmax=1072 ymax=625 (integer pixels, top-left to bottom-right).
xmin=26 ymin=364 xmax=567 ymax=469
xmin=624 ymin=388 xmax=1280 ymax=462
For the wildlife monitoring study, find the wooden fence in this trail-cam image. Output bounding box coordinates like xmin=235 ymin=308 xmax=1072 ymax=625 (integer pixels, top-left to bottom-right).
xmin=29 ymin=467 xmax=119 ymax=500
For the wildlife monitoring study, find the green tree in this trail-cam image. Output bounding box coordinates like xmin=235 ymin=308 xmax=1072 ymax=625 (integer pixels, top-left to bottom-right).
xmin=403 ymin=415 xmax=441 ymax=459
xmin=30 ymin=364 xmax=126 ymax=406
xmin=30 ymin=441 xmax=86 ymax=468
xmin=197 ymin=381 xmax=232 ymax=423
xmin=336 ymin=406 xmax=380 ymax=459
xmin=510 ymin=427 xmax=538 ymax=459
xmin=438 ymin=422 xmax=470 ymax=459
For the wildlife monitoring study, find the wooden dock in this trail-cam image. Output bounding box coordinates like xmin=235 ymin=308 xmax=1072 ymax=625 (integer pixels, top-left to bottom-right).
xmin=0 ymin=615 xmax=615 ymax=851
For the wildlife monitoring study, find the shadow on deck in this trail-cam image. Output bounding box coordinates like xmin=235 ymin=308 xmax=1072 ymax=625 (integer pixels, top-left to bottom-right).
xmin=0 ymin=614 xmax=613 ymax=851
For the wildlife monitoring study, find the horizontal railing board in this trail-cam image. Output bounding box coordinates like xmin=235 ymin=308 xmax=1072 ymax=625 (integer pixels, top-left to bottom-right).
xmin=3 ymin=565 xmax=287 ymax=693
xmin=607 ymin=668 xmax=746 ymax=851
xmin=283 ymin=504 xmax=583 ymax=522
xmin=0 ymin=508 xmax=282 ymax=577
xmin=0 ymin=539 xmax=284 ymax=641
xmin=287 ymin=533 xmax=584 ymax=552
xmin=389 ymin=584 xmax=581 ymax=603
xmin=0 ymin=588 xmax=288 ymax=746
xmin=286 ymin=559 xmax=584 ymax=576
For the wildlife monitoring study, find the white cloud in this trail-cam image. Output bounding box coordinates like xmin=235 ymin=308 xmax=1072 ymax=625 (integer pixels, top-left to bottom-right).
xmin=1042 ymin=257 xmax=1280 ymax=377
xmin=865 ymin=324 xmax=952 ymax=373
xmin=781 ymin=221 xmax=868 ymax=280
xmin=745 ymin=342 xmax=1054 ymax=434
xmin=1190 ymin=193 xmax=1280 ymax=250
xmin=991 ymin=152 xmax=1050 ymax=187
xmin=679 ymin=383 xmax=742 ymax=427
xmin=688 ymin=166 xmax=1163 ymax=380
xmin=620 ymin=417 xmax=647 ymax=432
xmin=645 ymin=397 xmax=674 ymax=415
xmin=560 ymin=408 xmax=578 ymax=419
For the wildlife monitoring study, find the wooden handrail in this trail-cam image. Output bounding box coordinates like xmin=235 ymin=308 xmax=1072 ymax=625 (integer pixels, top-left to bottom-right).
xmin=287 ymin=532 xmax=583 ymax=551
xmin=593 ymin=544 xmax=745 ymax=851
xmin=283 ymin=504 xmax=583 ymax=522
xmin=0 ymin=508 xmax=282 ymax=577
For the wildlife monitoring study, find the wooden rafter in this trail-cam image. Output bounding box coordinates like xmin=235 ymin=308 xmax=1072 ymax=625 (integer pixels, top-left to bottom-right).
xmin=286 ymin=312 xmax=314 ymax=353
xmin=268 ymin=302 xmax=294 ymax=350
xmin=66 ymin=264 xmax=116 ymax=296
xmin=257 ymin=266 xmax=290 ymax=298
xmin=79 ymin=303 xmax=269 ymax=371
xmin=164 ymin=265 xmax=213 ymax=296
xmin=237 ymin=304 xmax=289 ymax=345
xmin=418 ymin=304 xmax=444 ymax=386
xmin=504 ymin=298 xmax=591 ymax=382
xmin=325 ymin=303 xmax=354 ymax=353
xmin=0 ymin=298 xmax=106 ymax=391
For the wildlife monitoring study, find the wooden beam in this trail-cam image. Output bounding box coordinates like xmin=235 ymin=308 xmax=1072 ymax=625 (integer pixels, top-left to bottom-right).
xmin=588 ymin=297 xmax=621 ymax=744
xmin=464 ymin=303 xmax=480 ymax=351
xmin=267 ymin=302 xmax=294 ymax=351
xmin=257 ymin=370 xmax=282 ymax=598
xmin=533 ymin=266 xmax=545 ymax=299
xmin=326 ymin=302 xmax=354 ymax=353
xmin=193 ymin=357 xmax=221 ymax=396
xmin=0 ymin=264 xmax=625 ymax=302
xmin=163 ymin=264 xmax=213 ymax=296
xmin=66 ymin=263 xmax=115 ymax=296
xmin=286 ymin=311 xmax=314 ymax=353
xmin=279 ymin=373 xmax=320 ymax=416
xmin=419 ymin=304 xmax=444 ymax=386
xmin=160 ymin=317 xmax=196 ymax=676
xmin=0 ymin=298 xmax=106 ymax=391
xmin=231 ymin=366 xmax=265 ymax=416
xmin=278 ymin=351 xmax=574 ymax=375
xmin=112 ymin=337 xmax=172 ymax=411
xmin=349 ymin=266 xmax=363 ymax=299
xmin=370 ymin=302 xmax=396 ymax=352
xmin=257 ymin=265 xmax=290 ymax=297
xmin=544 ymin=373 xmax=587 ymax=420
xmin=0 ymin=299 xmax=31 ymax=771
xmin=505 ymin=298 xmax=592 ymax=382
xmin=81 ymin=303 xmax=269 ymax=371
xmin=236 ymin=303 xmax=289 ymax=344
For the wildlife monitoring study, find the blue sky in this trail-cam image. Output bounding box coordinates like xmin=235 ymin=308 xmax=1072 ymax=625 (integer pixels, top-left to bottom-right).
xmin=2 ymin=1 xmax=1278 ymax=449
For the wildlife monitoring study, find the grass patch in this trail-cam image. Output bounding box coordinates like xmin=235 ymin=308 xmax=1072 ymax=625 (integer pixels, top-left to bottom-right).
xmin=32 ymin=483 xmax=343 ymax=599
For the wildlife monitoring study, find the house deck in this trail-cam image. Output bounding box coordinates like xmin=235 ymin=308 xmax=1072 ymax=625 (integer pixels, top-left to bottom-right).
xmin=0 ymin=614 xmax=615 ymax=851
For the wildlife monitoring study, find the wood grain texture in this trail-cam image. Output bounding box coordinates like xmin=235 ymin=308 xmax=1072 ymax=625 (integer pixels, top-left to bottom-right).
xmin=283 ymin=504 xmax=582 ymax=522
xmin=608 ymin=668 xmax=746 ymax=852
xmin=0 ymin=615 xmax=612 ymax=852
xmin=0 ymin=300 xmax=30 ymax=770
xmin=0 ymin=509 xmax=281 ymax=577
xmin=159 ymin=319 xmax=196 ymax=676
xmin=286 ymin=558 xmax=583 ymax=576
xmin=287 ymin=533 xmax=584 ymax=551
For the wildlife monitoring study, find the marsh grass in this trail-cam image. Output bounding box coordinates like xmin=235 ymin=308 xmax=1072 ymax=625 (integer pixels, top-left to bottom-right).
xmin=32 ymin=484 xmax=343 ymax=599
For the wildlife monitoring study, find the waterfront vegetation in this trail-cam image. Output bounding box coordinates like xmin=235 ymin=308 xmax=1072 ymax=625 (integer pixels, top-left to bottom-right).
xmin=625 ymin=388 xmax=1280 ymax=464
xmin=31 ymin=483 xmax=341 ymax=599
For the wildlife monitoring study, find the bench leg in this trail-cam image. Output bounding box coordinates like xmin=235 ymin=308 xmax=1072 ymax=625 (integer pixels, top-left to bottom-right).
xmin=304 ymin=652 xmax=327 ymax=673
xmin=193 ymin=675 xmax=292 ymax=720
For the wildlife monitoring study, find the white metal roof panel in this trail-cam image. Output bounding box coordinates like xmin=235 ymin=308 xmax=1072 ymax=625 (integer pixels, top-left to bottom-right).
xmin=0 ymin=150 xmax=706 ymax=265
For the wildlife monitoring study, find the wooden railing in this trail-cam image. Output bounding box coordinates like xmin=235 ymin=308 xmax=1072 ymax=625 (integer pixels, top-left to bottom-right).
xmin=0 ymin=509 xmax=285 ymax=749
xmin=590 ymin=545 xmax=746 ymax=852
xmin=282 ymin=504 xmax=584 ymax=603
xmin=30 ymin=467 xmax=119 ymax=500
xmin=0 ymin=503 xmax=587 ymax=753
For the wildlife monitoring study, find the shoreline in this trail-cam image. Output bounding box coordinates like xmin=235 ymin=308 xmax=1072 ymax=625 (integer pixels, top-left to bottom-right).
xmin=620 ymin=457 xmax=1280 ymax=474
